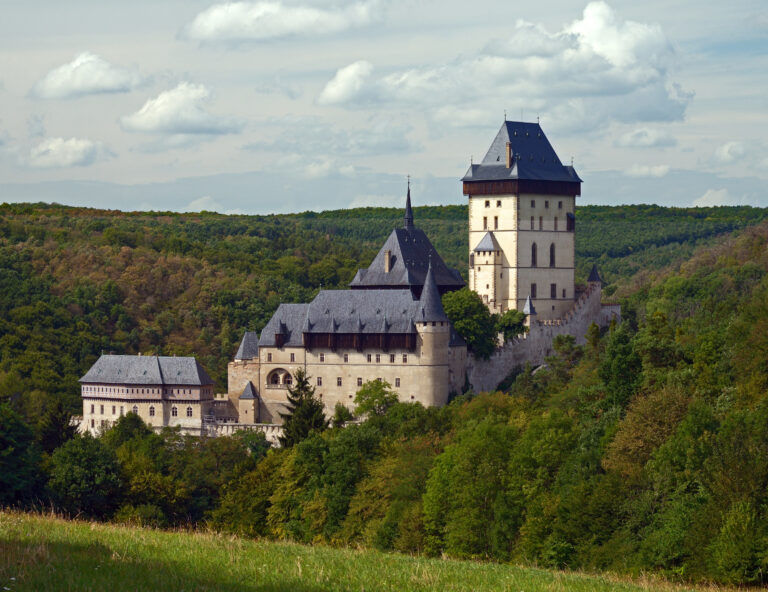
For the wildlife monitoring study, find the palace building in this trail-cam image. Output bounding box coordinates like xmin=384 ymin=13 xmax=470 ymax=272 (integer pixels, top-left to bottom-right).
xmin=464 ymin=121 xmax=581 ymax=319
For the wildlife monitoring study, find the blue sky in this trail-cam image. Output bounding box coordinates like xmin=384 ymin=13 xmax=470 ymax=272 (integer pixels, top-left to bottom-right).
xmin=0 ymin=0 xmax=766 ymax=213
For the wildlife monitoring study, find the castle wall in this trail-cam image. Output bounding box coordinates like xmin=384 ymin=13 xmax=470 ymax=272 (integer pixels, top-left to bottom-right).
xmin=466 ymin=284 xmax=620 ymax=392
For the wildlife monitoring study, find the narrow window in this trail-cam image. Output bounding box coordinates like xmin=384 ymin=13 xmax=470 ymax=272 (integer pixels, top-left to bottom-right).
xmin=550 ymin=243 xmax=556 ymax=267
xmin=367 ymin=354 xmax=372 ymax=363
xmin=132 ymin=405 xmax=138 ymax=414
xmin=317 ymin=377 xmax=322 ymax=386
xmin=554 ymin=217 xmax=558 ymax=231
xmin=483 ymin=217 xmax=488 ymax=230
xmin=267 ymin=353 xmax=272 ymax=362
xmin=402 ymin=354 xmax=407 ymax=363
xmin=344 ymin=353 xmax=349 ymax=363
xmin=551 ymin=283 xmax=557 ymax=299
xmin=395 ymin=378 xmax=401 ymax=388
xmin=530 ymin=216 xmax=534 ymax=230
xmin=149 ymin=406 xmax=155 ymax=417
xmin=337 ymin=377 xmax=342 ymax=386
xmin=357 ymin=377 xmax=363 ymax=387
xmin=100 ymin=405 xmax=104 ymax=414
xmin=530 ymin=199 xmax=535 ymax=208
xmin=562 ymin=288 xmax=566 ymax=298
xmin=545 ymin=200 xmax=549 ymax=208
xmin=112 ymin=405 xmax=116 ymax=415
xmin=531 ymin=243 xmax=537 ymax=267
xmin=558 ymin=201 xmax=563 ymax=209
xmin=539 ymin=216 xmax=543 ymax=230
xmin=91 ymin=419 xmax=95 ymax=428
xmin=375 ymin=354 xmax=381 ymax=363
xmin=389 ymin=354 xmax=395 ymax=363
xmin=319 ymin=353 xmax=325 ymax=362
xmin=290 ymin=352 xmax=295 ymax=362
xmin=90 ymin=404 xmax=94 ymax=413
xmin=172 ymin=406 xmax=178 ymax=417
xmin=531 ymin=283 xmax=537 ymax=298
xmin=186 ymin=407 xmax=192 ymax=417
xmin=485 ymin=200 xmax=490 ymax=207
xmin=494 ymin=216 xmax=498 ymax=230
xmin=496 ymin=200 xmax=501 ymax=207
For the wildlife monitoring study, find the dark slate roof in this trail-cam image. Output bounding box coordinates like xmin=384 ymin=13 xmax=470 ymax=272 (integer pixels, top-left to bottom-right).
xmin=258 ymin=303 xmax=310 ymax=347
xmin=404 ymin=185 xmax=414 ymax=229
xmin=473 ymin=231 xmax=501 ymax=252
xmin=523 ymin=295 xmax=537 ymax=316
xmin=235 ymin=331 xmax=259 ymax=360
xmin=349 ymin=227 xmax=464 ymax=291
xmin=80 ymin=355 xmax=214 ymax=385
xmin=462 ymin=121 xmax=581 ymax=183
xmin=417 ymin=262 xmax=448 ymax=323
xmin=240 ymin=381 xmax=258 ymax=400
xmin=587 ymin=264 xmax=603 ymax=284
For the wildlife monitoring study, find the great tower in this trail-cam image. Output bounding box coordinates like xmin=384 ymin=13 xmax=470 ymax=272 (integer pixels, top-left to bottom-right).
xmin=463 ymin=121 xmax=581 ymax=320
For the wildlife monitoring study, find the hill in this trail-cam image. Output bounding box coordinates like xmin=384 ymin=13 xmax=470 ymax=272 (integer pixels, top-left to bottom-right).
xmin=0 ymin=511 xmax=730 ymax=592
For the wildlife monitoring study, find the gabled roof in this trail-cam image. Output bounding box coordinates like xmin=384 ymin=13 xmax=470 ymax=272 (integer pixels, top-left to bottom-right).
xmin=417 ymin=261 xmax=449 ymax=323
xmin=462 ymin=121 xmax=581 ymax=184
xmin=473 ymin=231 xmax=501 ymax=252
xmin=235 ymin=331 xmax=259 ymax=360
xmin=240 ymin=381 xmax=258 ymax=400
xmin=80 ymin=355 xmax=214 ymax=385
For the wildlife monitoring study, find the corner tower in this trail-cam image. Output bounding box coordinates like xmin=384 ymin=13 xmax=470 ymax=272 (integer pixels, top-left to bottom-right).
xmin=463 ymin=121 xmax=581 ymax=320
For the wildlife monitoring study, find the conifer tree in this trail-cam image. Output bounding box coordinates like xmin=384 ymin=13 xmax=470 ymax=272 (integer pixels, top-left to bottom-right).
xmin=279 ymin=368 xmax=328 ymax=447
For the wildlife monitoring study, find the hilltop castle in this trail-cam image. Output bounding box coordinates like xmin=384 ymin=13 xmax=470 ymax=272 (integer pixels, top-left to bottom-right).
xmin=80 ymin=121 xmax=619 ymax=439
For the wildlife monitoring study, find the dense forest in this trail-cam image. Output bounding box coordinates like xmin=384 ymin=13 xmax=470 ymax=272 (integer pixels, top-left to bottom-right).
xmin=3 ymin=202 xmax=768 ymax=585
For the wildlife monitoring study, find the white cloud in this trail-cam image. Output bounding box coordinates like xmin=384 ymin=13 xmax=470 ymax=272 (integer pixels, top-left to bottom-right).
xmin=615 ymin=127 xmax=676 ymax=148
xmin=121 ymin=83 xmax=244 ymax=135
xmin=713 ymin=141 xmax=746 ymax=164
xmin=31 ymin=52 xmax=145 ymax=99
xmin=317 ymin=61 xmax=373 ymax=105
xmin=304 ymin=157 xmax=356 ymax=178
xmin=317 ymin=2 xmax=689 ymax=132
xmin=692 ymin=188 xmax=743 ymax=207
xmin=182 ymin=195 xmax=246 ymax=214
xmin=26 ymin=137 xmax=112 ymax=168
xmin=625 ymin=164 xmax=670 ymax=177
xmin=184 ymin=1 xmax=381 ymax=43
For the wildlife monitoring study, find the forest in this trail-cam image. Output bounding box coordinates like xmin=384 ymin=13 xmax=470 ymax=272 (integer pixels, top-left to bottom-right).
xmin=3 ymin=202 xmax=768 ymax=585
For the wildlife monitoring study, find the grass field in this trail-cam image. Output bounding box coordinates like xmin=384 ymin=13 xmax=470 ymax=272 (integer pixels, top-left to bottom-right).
xmin=0 ymin=512 xmax=735 ymax=592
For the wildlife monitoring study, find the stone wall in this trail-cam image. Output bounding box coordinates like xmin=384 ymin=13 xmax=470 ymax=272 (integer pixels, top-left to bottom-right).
xmin=206 ymin=422 xmax=283 ymax=446
xmin=466 ymin=283 xmax=620 ymax=392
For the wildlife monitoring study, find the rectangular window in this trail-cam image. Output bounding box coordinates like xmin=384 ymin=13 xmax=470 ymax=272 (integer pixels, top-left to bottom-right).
xmin=494 ymin=216 xmax=498 ymax=230
xmin=337 ymin=377 xmax=342 ymax=387
xmin=100 ymin=405 xmax=104 ymax=414
xmin=319 ymin=353 xmax=325 ymax=362
xmin=554 ymin=217 xmax=558 ymax=231
xmin=357 ymin=377 xmax=363 ymax=387
xmin=485 ymin=200 xmax=490 ymax=207
xmin=402 ymin=354 xmax=408 ymax=363
xmin=539 ymin=216 xmax=543 ymax=230
xmin=112 ymin=406 xmax=116 ymax=415
xmin=545 ymin=200 xmax=549 ymax=208
xmin=530 ymin=216 xmax=534 ymax=229
xmin=317 ymin=377 xmax=322 ymax=386
xmin=90 ymin=404 xmax=94 ymax=414
xmin=551 ymin=283 xmax=557 ymax=299
xmin=290 ymin=353 xmax=295 ymax=362
xmin=530 ymin=199 xmax=535 ymax=208
xmin=395 ymin=378 xmax=401 ymax=388
xmin=389 ymin=354 xmax=395 ymax=363
xmin=375 ymin=354 xmax=381 ymax=363
xmin=367 ymin=354 xmax=372 ymax=363
xmin=344 ymin=353 xmax=349 ymax=363
xmin=531 ymin=283 xmax=537 ymax=298
xmin=91 ymin=419 xmax=95 ymax=428
xmin=483 ymin=217 xmax=487 ymax=230
xmin=558 ymin=201 xmax=563 ymax=209
xmin=496 ymin=200 xmax=501 ymax=207
xmin=562 ymin=288 xmax=566 ymax=298
xmin=267 ymin=353 xmax=272 ymax=362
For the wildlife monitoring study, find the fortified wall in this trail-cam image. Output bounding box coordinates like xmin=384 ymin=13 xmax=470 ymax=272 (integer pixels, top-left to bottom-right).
xmin=466 ymin=283 xmax=621 ymax=392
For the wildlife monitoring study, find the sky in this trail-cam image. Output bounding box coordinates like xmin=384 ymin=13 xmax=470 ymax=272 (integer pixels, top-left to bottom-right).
xmin=0 ymin=0 xmax=766 ymax=214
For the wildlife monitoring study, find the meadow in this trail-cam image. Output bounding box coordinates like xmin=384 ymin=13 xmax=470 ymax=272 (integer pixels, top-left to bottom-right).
xmin=0 ymin=512 xmax=736 ymax=592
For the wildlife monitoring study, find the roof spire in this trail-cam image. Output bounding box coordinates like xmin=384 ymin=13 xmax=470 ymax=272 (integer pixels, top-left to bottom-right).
xmin=404 ymin=177 xmax=414 ymax=229
xmin=418 ymin=258 xmax=448 ymax=323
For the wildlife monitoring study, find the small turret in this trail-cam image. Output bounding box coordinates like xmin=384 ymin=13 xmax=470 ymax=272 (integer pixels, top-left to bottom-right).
xmin=587 ymin=264 xmax=603 ymax=286
xmin=404 ymin=182 xmax=414 ymax=230
xmin=418 ymin=260 xmax=448 ymax=323
xmin=523 ymin=294 xmax=537 ymax=328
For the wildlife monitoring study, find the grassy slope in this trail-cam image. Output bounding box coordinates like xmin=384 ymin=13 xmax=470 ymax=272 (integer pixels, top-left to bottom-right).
xmin=0 ymin=512 xmax=733 ymax=592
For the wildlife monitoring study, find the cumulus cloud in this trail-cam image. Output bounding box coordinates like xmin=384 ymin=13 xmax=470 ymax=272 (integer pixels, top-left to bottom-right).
xmin=31 ymin=52 xmax=145 ymax=99
xmin=317 ymin=1 xmax=689 ymax=131
xmin=25 ymin=137 xmax=112 ymax=168
xmin=184 ymin=1 xmax=381 ymax=43
xmin=692 ymin=188 xmax=746 ymax=207
xmin=713 ymin=141 xmax=746 ymax=164
xmin=121 ymin=83 xmax=244 ymax=136
xmin=615 ymin=127 xmax=676 ymax=148
xmin=183 ymin=195 xmax=246 ymax=214
xmin=625 ymin=164 xmax=670 ymax=177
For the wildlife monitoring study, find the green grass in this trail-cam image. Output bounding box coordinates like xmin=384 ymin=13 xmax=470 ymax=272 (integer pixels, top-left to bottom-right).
xmin=0 ymin=512 xmax=736 ymax=592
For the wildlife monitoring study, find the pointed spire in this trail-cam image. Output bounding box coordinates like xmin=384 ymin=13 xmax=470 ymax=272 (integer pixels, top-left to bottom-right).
xmin=418 ymin=259 xmax=448 ymax=323
xmin=523 ymin=295 xmax=537 ymax=316
xmin=404 ymin=177 xmax=414 ymax=229
xmin=587 ymin=264 xmax=603 ymax=285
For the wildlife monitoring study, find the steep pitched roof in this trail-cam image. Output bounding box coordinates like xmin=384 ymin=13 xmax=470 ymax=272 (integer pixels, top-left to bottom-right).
xmin=473 ymin=231 xmax=501 ymax=252
xmin=80 ymin=355 xmax=214 ymax=385
xmin=523 ymin=295 xmax=537 ymax=316
xmin=235 ymin=331 xmax=259 ymax=360
xmin=462 ymin=121 xmax=581 ymax=184
xmin=587 ymin=264 xmax=603 ymax=284
xmin=240 ymin=381 xmax=258 ymax=400
xmin=417 ymin=261 xmax=449 ymax=323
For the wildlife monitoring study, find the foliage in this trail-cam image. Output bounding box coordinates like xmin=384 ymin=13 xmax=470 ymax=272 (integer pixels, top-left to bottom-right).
xmin=278 ymin=369 xmax=328 ymax=447
xmin=0 ymin=404 xmax=42 ymax=506
xmin=354 ymin=379 xmax=399 ymax=417
xmin=441 ymin=288 xmax=498 ymax=358
xmin=496 ymin=309 xmax=527 ymax=341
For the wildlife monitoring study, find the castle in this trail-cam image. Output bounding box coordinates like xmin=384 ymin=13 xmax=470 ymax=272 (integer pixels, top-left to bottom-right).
xmin=80 ymin=121 xmax=619 ymax=439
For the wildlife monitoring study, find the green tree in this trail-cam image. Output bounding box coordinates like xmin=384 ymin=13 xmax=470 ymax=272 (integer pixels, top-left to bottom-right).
xmin=496 ymin=309 xmax=527 ymax=341
xmin=442 ymin=288 xmax=498 ymax=359
xmin=0 ymin=404 xmax=42 ymax=506
xmin=331 ymin=402 xmax=354 ymax=428
xmin=279 ymin=369 xmax=328 ymax=447
xmin=598 ymin=324 xmax=642 ymax=406
xmin=48 ymin=434 xmax=123 ymax=518
xmin=354 ymin=379 xmax=398 ymax=417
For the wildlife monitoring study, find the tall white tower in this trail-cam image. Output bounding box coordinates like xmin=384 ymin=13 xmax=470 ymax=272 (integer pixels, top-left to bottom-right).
xmin=463 ymin=121 xmax=581 ymax=320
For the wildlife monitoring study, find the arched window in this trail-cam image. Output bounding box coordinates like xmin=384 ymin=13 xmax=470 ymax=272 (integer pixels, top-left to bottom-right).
xmin=172 ymin=406 xmax=178 ymax=417
xmin=550 ymin=243 xmax=556 ymax=267
xmin=283 ymin=374 xmax=292 ymax=385
xmin=271 ymin=373 xmax=280 ymax=384
xmin=132 ymin=405 xmax=138 ymax=415
xmin=149 ymin=406 xmax=155 ymax=417
xmin=186 ymin=407 xmax=193 ymax=417
xmin=531 ymin=243 xmax=537 ymax=267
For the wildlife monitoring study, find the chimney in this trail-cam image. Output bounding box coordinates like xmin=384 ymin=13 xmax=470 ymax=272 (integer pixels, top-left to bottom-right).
xmin=505 ymin=142 xmax=512 ymax=168
xmin=384 ymin=250 xmax=391 ymax=273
